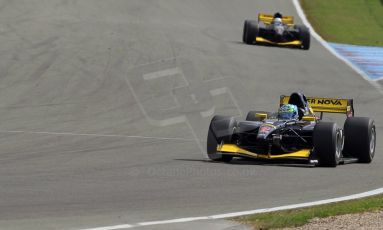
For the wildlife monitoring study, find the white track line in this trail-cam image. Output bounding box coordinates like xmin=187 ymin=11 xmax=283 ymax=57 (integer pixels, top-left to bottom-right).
xmin=292 ymin=0 xmax=383 ymax=95
xmin=80 ymin=224 xmax=135 ymax=230
xmin=0 ymin=130 xmax=196 ymax=142
xmin=79 ymin=187 xmax=383 ymax=230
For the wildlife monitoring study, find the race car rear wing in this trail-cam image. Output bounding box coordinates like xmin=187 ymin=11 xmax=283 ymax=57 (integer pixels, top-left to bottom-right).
xmin=258 ymin=13 xmax=294 ymax=26
xmin=280 ymin=95 xmax=354 ymax=118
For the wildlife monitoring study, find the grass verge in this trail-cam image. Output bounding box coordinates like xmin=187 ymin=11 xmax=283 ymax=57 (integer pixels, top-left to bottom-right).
xmin=232 ymin=194 xmax=383 ymax=229
xmin=300 ymin=0 xmax=383 ymax=46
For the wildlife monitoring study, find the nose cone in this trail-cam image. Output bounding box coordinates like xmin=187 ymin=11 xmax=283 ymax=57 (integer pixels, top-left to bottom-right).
xmin=274 ymin=26 xmax=284 ymax=41
xmin=275 ymin=27 xmax=284 ymax=35
xmin=257 ymin=124 xmax=275 ymax=140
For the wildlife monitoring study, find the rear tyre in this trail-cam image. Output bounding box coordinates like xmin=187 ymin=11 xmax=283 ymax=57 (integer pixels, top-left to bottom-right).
xmin=295 ymin=25 xmax=310 ymax=50
xmin=243 ymin=20 xmax=258 ymax=44
xmin=314 ymin=122 xmax=342 ymax=167
xmin=207 ymin=115 xmax=237 ymax=162
xmin=246 ymin=111 xmax=273 ymax=121
xmin=343 ymin=117 xmax=376 ymax=163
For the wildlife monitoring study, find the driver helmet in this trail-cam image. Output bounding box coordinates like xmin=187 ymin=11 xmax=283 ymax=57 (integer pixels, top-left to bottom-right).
xmin=274 ymin=12 xmax=283 ymax=19
xmin=278 ymin=104 xmax=299 ymax=120
xmin=273 ymin=17 xmax=283 ymax=25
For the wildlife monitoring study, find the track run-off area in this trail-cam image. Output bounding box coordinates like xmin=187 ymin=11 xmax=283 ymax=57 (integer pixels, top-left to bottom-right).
xmin=0 ymin=0 xmax=382 ymax=229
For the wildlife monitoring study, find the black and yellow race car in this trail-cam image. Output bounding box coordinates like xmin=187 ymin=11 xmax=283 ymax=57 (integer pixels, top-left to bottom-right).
xmin=243 ymin=12 xmax=310 ymax=50
xmin=207 ymin=93 xmax=376 ymax=167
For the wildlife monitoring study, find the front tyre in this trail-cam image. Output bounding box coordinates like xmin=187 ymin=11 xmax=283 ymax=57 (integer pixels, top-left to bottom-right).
xmin=295 ymin=25 xmax=310 ymax=50
xmin=314 ymin=122 xmax=342 ymax=167
xmin=243 ymin=20 xmax=258 ymax=45
xmin=207 ymin=115 xmax=237 ymax=162
xmin=343 ymin=117 xmax=376 ymax=163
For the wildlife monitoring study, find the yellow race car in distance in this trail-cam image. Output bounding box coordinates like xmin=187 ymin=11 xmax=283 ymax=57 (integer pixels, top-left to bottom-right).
xmin=243 ymin=12 xmax=310 ymax=50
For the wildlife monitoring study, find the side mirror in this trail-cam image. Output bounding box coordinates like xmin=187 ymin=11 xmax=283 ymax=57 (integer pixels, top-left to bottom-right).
xmin=255 ymin=113 xmax=268 ymax=120
xmin=301 ymin=116 xmax=316 ymax=122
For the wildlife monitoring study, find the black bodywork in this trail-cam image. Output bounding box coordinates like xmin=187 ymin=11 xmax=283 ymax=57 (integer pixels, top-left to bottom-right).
xmin=258 ymin=24 xmax=302 ymax=43
xmin=232 ymin=119 xmax=315 ymax=156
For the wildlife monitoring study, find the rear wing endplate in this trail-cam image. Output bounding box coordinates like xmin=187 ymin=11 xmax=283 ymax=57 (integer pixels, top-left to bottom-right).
xmin=280 ymin=95 xmax=354 ymax=118
xmin=258 ymin=13 xmax=294 ymax=26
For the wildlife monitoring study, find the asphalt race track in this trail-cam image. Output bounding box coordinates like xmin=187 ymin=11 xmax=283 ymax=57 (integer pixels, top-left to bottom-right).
xmin=0 ymin=0 xmax=382 ymax=229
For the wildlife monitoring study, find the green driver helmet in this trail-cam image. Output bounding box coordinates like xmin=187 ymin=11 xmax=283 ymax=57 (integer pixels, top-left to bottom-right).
xmin=278 ymin=104 xmax=299 ymax=120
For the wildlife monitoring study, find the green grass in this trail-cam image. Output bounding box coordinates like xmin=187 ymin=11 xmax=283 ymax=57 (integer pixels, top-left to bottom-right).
xmin=232 ymin=194 xmax=383 ymax=229
xmin=301 ymin=0 xmax=383 ymax=46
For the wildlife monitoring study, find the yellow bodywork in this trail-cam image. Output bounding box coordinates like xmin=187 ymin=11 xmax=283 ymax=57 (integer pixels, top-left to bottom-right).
xmin=280 ymin=95 xmax=353 ymax=115
xmin=255 ymin=113 xmax=268 ymax=120
xmin=217 ymin=144 xmax=311 ymax=159
xmin=258 ymin=13 xmax=294 ymax=26
xmin=255 ymin=37 xmax=302 ymax=46
xmin=301 ymin=116 xmax=316 ymax=122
